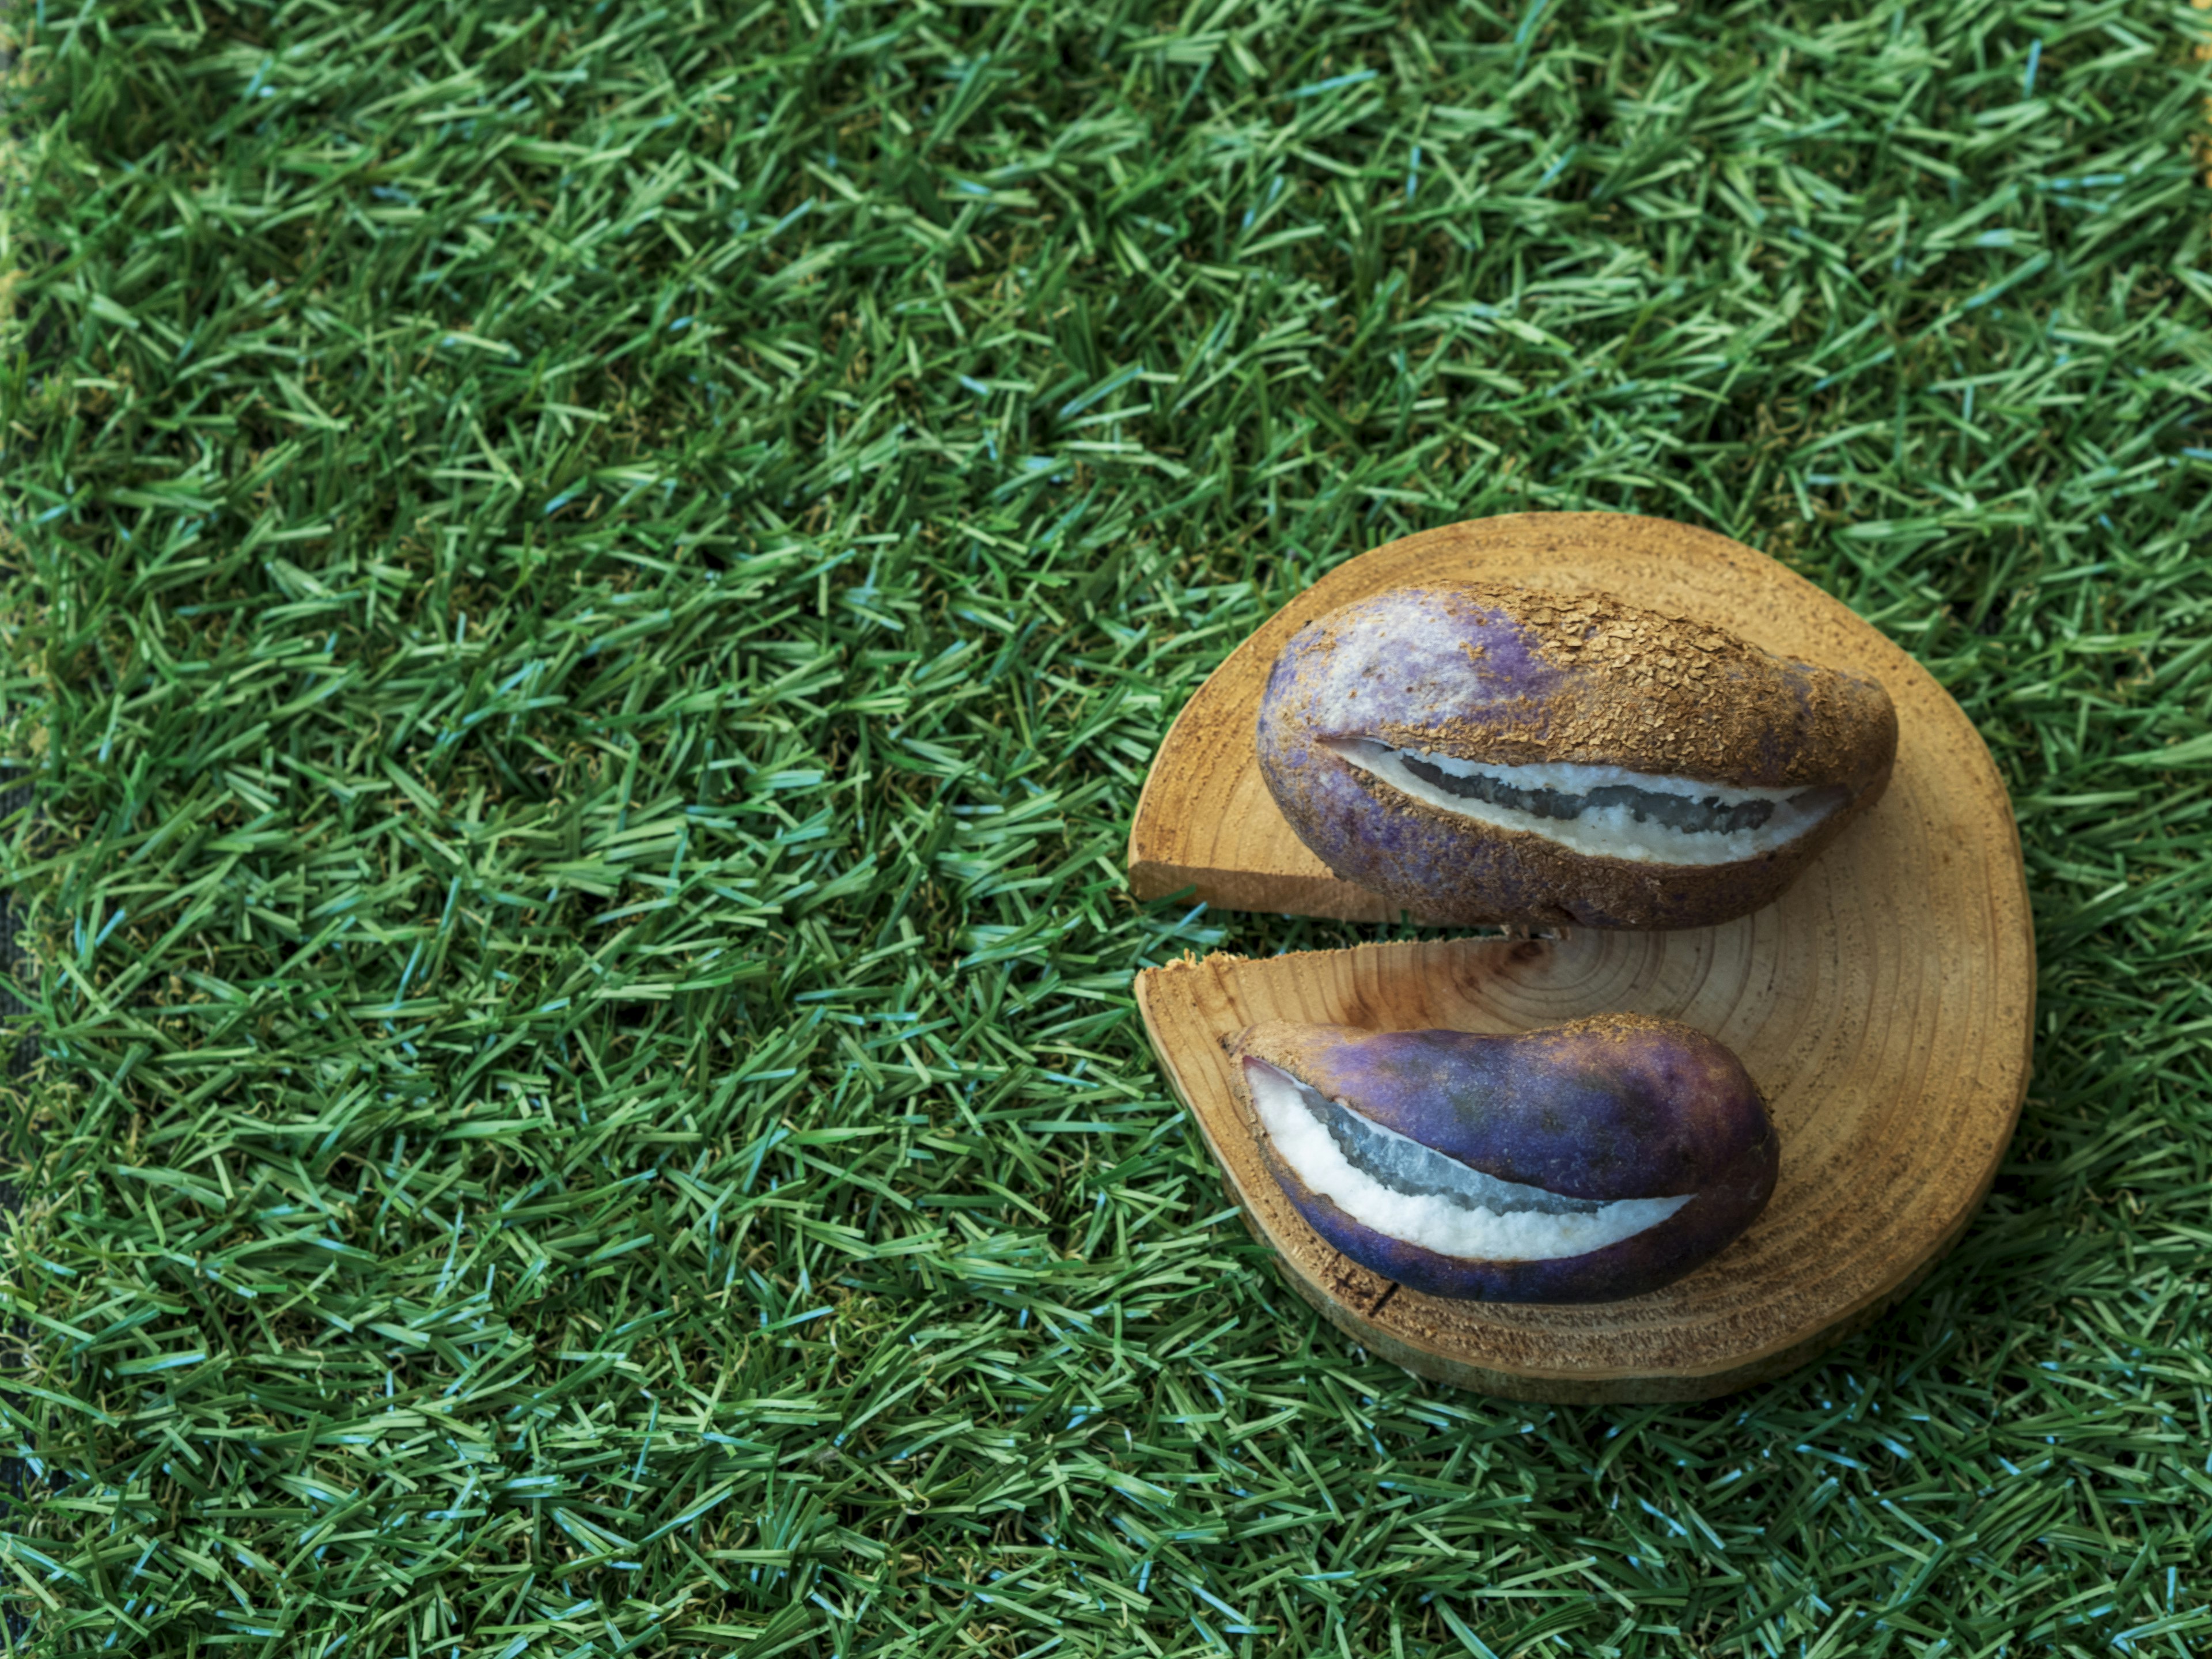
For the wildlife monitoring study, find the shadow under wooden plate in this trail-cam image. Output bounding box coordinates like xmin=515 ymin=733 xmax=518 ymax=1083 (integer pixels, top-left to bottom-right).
xmin=1129 ymin=514 xmax=2034 ymax=1402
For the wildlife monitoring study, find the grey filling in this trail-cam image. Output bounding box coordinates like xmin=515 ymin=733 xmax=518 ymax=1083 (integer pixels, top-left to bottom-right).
xmin=1397 ymin=754 xmax=1834 ymax=836
xmin=1287 ymin=1073 xmax=1604 ymax=1218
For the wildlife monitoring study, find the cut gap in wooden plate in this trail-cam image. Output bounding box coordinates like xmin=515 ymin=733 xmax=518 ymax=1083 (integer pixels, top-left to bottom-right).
xmin=1128 ymin=513 xmax=2033 ymax=1402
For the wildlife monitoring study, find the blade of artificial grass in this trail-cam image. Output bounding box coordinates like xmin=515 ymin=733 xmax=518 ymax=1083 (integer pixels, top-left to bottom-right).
xmin=0 ymin=1 xmax=2210 ymax=1656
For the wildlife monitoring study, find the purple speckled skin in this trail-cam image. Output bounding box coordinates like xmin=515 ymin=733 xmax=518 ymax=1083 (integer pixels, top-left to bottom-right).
xmin=1254 ymin=584 xmax=1896 ymax=929
xmin=1233 ymin=1018 xmax=1779 ymax=1304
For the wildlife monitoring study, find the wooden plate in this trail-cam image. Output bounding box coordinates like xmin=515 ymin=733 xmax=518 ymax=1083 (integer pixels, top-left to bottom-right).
xmin=1128 ymin=513 xmax=2033 ymax=1402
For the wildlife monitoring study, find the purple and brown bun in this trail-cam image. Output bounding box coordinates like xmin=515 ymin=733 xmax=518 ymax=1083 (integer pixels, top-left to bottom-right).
xmin=1255 ymin=583 xmax=1897 ymax=929
xmin=1227 ymin=1017 xmax=1779 ymax=1304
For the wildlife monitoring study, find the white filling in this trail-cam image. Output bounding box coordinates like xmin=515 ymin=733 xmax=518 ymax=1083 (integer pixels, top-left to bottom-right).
xmin=1329 ymin=740 xmax=1838 ymax=866
xmin=1247 ymin=1061 xmax=1690 ymax=1262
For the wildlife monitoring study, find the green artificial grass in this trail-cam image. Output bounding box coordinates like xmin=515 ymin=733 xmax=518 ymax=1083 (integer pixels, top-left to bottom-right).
xmin=2 ymin=0 xmax=2211 ymax=1653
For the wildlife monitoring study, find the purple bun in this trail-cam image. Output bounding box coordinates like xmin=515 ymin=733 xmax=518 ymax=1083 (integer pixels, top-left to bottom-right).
xmin=1229 ymin=1016 xmax=1779 ymax=1304
xmin=1256 ymin=583 xmax=1896 ymax=929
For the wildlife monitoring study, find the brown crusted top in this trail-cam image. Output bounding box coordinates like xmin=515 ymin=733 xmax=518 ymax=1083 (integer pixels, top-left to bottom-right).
xmin=1278 ymin=582 xmax=1897 ymax=790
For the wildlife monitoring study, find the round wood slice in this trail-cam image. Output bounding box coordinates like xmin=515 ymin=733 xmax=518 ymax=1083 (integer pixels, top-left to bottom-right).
xmin=1128 ymin=513 xmax=2033 ymax=1402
